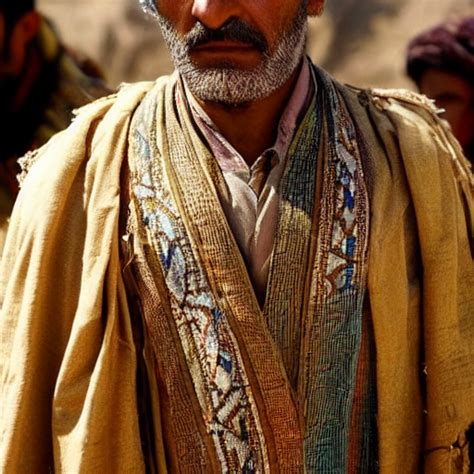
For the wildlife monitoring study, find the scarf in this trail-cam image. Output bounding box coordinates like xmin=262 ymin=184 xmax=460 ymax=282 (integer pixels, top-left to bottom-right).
xmin=1 ymin=65 xmax=472 ymax=473
xmin=126 ymin=66 xmax=376 ymax=472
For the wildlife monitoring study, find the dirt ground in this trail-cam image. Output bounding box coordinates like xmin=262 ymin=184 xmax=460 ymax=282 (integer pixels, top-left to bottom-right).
xmin=38 ymin=0 xmax=474 ymax=90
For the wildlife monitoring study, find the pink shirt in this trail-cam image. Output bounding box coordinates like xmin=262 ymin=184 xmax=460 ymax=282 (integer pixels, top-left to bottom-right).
xmin=183 ymin=59 xmax=313 ymax=304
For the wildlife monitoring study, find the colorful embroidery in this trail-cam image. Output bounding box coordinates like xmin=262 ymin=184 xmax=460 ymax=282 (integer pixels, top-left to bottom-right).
xmin=130 ymin=106 xmax=268 ymax=473
xmin=300 ymin=67 xmax=374 ymax=472
xmin=325 ymin=104 xmax=367 ymax=295
xmin=128 ymin=66 xmax=375 ymax=472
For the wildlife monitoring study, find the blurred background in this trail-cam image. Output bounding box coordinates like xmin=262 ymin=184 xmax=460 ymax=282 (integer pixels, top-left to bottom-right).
xmin=37 ymin=0 xmax=474 ymax=89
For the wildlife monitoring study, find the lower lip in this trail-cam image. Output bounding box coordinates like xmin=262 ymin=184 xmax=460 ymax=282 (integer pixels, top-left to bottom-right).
xmin=189 ymin=44 xmax=262 ymax=68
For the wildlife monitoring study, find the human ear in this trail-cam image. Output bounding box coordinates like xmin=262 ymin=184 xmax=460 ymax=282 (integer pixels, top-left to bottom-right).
xmin=307 ymin=0 xmax=325 ymax=17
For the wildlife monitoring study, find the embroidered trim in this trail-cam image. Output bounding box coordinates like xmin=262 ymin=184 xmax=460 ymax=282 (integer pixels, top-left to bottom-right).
xmin=17 ymin=149 xmax=41 ymax=187
xmin=129 ymin=101 xmax=268 ymax=472
xmin=301 ymin=67 xmax=372 ymax=472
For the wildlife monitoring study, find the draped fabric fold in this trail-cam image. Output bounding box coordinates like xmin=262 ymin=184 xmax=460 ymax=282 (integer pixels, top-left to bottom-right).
xmin=0 ymin=83 xmax=152 ymax=472
xmin=125 ymin=67 xmax=375 ymax=472
xmin=341 ymin=85 xmax=474 ymax=473
xmin=0 ymin=67 xmax=473 ymax=473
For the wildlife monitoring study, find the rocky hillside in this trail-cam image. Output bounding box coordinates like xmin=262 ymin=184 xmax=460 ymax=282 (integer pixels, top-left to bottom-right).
xmin=38 ymin=0 xmax=474 ymax=90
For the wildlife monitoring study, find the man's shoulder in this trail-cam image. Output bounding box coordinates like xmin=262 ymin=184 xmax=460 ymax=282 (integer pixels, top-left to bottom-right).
xmin=340 ymin=82 xmax=456 ymax=149
xmin=72 ymin=76 xmax=173 ymax=119
xmin=18 ymin=80 xmax=161 ymax=188
xmin=343 ymin=84 xmax=443 ymax=123
xmin=340 ymin=83 xmax=473 ymax=189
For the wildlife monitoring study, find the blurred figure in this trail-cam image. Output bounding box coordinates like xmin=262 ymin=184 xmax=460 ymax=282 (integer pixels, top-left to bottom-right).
xmin=407 ymin=17 xmax=474 ymax=163
xmin=0 ymin=0 xmax=110 ymax=250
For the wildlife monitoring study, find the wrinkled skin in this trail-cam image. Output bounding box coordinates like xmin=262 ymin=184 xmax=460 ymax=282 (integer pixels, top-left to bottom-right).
xmin=152 ymin=0 xmax=324 ymax=164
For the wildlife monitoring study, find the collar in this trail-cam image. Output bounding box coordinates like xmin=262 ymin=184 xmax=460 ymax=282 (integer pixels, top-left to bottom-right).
xmin=180 ymin=57 xmax=315 ymax=173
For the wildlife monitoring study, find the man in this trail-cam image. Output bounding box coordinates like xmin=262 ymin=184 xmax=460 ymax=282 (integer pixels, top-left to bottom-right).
xmin=0 ymin=0 xmax=110 ymax=251
xmin=1 ymin=0 xmax=473 ymax=472
xmin=406 ymin=17 xmax=474 ymax=163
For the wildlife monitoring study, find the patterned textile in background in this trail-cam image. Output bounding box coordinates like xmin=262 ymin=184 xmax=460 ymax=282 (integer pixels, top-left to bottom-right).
xmin=127 ymin=64 xmax=377 ymax=472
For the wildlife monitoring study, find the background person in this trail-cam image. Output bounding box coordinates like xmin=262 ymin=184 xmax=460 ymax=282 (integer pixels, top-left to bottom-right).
xmin=407 ymin=16 xmax=474 ymax=163
xmin=0 ymin=0 xmax=110 ymax=251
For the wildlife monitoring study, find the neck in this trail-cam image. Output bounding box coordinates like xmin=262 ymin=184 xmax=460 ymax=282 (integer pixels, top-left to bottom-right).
xmin=195 ymin=59 xmax=305 ymax=167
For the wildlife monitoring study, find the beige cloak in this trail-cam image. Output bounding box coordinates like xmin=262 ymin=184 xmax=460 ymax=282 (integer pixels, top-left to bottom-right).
xmin=0 ymin=75 xmax=473 ymax=472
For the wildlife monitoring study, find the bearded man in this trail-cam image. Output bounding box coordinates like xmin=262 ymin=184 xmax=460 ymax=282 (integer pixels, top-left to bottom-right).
xmin=0 ymin=0 xmax=110 ymax=251
xmin=0 ymin=0 xmax=473 ymax=472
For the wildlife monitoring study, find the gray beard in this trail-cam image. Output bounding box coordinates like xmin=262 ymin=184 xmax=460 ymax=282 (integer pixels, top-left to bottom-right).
xmin=157 ymin=8 xmax=308 ymax=105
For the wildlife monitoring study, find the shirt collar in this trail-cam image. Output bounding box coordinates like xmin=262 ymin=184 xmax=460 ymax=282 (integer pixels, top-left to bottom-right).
xmin=180 ymin=57 xmax=315 ymax=173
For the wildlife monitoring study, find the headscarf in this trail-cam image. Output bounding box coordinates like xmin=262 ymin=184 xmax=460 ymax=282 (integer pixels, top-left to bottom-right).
xmin=406 ymin=17 xmax=474 ymax=83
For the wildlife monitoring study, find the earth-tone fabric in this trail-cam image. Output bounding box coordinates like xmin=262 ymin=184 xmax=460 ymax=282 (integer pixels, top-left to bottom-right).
xmin=125 ymin=66 xmax=375 ymax=472
xmin=341 ymin=86 xmax=474 ymax=473
xmin=0 ymin=84 xmax=152 ymax=473
xmin=0 ymin=70 xmax=473 ymax=472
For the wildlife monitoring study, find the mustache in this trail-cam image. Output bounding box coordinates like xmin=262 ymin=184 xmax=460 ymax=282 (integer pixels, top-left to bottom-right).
xmin=185 ymin=19 xmax=268 ymax=53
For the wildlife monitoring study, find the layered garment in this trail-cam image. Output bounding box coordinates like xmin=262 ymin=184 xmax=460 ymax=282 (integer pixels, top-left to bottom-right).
xmin=182 ymin=59 xmax=313 ymax=302
xmin=1 ymin=65 xmax=473 ymax=473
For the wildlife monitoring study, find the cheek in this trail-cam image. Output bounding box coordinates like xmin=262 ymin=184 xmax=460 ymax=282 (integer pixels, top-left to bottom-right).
xmin=248 ymin=1 xmax=299 ymax=41
xmin=442 ymin=106 xmax=474 ymax=147
xmin=456 ymin=109 xmax=474 ymax=147
xmin=441 ymin=103 xmax=464 ymax=128
xmin=156 ymin=1 xmax=193 ymax=33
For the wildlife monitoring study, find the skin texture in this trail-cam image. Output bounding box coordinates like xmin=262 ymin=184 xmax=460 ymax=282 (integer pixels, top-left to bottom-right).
xmin=157 ymin=6 xmax=308 ymax=106
xmin=419 ymin=67 xmax=474 ymax=163
xmin=155 ymin=0 xmax=324 ymax=165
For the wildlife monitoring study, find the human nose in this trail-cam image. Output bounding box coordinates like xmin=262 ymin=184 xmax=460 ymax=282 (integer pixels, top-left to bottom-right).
xmin=191 ymin=0 xmax=241 ymax=30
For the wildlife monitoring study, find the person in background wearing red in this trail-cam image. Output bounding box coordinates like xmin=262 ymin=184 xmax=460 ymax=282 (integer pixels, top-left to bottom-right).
xmin=0 ymin=0 xmax=110 ymax=251
xmin=407 ymin=17 xmax=474 ymax=165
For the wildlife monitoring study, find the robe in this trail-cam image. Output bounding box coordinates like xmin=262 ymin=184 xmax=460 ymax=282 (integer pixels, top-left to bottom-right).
xmin=1 ymin=65 xmax=473 ymax=473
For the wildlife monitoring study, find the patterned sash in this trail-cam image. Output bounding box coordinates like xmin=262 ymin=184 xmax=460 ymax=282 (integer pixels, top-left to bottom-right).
xmin=127 ymin=65 xmax=377 ymax=472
